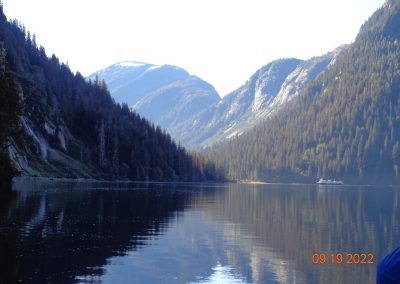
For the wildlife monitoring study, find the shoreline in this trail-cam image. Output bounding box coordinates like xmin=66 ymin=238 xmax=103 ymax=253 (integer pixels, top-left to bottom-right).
xmin=12 ymin=176 xmax=230 ymax=185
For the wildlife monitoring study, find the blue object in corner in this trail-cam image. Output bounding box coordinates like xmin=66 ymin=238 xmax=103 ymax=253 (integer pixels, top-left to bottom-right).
xmin=377 ymin=247 xmax=400 ymax=283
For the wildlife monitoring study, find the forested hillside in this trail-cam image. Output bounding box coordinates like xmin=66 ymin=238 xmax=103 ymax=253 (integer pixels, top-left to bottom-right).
xmin=206 ymin=0 xmax=400 ymax=183
xmin=0 ymin=3 xmax=223 ymax=184
xmin=172 ymin=50 xmax=344 ymax=149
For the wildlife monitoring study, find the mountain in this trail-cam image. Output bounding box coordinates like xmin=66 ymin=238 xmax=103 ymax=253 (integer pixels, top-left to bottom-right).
xmin=93 ymin=50 xmax=344 ymax=150
xmin=88 ymin=62 xmax=220 ymax=130
xmin=88 ymin=62 xmax=189 ymax=105
xmin=206 ymin=0 xmax=400 ymax=184
xmin=171 ymin=48 xmax=346 ymax=148
xmin=0 ymin=5 xmax=223 ymax=185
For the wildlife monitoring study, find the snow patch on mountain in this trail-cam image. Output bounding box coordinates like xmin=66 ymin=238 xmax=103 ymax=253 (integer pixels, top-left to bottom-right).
xmin=117 ymin=61 xmax=147 ymax=68
xmin=148 ymin=65 xmax=161 ymax=71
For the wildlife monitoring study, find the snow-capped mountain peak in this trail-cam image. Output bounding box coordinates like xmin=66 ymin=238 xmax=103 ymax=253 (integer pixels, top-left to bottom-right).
xmin=88 ymin=62 xmax=220 ymax=131
xmin=116 ymin=61 xmax=148 ymax=68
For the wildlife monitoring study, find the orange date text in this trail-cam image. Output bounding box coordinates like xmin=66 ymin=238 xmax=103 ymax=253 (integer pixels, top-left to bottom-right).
xmin=311 ymin=252 xmax=374 ymax=265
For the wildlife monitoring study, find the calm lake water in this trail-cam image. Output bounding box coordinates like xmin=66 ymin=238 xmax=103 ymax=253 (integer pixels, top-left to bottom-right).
xmin=0 ymin=179 xmax=399 ymax=283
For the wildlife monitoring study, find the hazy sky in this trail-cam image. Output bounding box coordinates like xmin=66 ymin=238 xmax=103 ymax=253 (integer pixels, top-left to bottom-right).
xmin=3 ymin=0 xmax=385 ymax=96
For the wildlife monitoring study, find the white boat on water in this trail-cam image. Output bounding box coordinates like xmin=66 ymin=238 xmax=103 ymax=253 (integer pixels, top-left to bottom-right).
xmin=317 ymin=178 xmax=343 ymax=185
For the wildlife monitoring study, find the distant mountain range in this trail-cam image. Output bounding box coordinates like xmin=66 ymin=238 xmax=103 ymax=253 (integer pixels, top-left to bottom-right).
xmin=88 ymin=62 xmax=220 ymax=130
xmin=90 ymin=49 xmax=346 ymax=149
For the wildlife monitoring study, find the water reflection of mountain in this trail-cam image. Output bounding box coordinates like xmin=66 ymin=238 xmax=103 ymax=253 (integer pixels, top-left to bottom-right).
xmin=0 ymin=180 xmax=204 ymax=283
xmin=190 ymin=184 xmax=400 ymax=284
xmin=1 ymin=181 xmax=399 ymax=283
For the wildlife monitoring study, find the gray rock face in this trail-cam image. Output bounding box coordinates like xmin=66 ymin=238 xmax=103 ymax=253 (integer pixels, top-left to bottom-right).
xmin=170 ymin=46 xmax=347 ymax=148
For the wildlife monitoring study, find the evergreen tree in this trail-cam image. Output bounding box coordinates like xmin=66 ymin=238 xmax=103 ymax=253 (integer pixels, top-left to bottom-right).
xmin=0 ymin=3 xmax=224 ymax=182
xmin=207 ymin=0 xmax=400 ymax=184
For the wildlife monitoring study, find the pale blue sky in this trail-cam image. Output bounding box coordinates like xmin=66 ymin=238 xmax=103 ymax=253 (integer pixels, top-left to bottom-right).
xmin=3 ymin=0 xmax=385 ymax=96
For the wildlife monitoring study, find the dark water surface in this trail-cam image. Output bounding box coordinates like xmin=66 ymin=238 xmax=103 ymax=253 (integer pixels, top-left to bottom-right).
xmin=0 ymin=179 xmax=399 ymax=283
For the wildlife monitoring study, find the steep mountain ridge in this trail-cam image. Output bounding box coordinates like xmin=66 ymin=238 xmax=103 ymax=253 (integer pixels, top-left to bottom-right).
xmin=88 ymin=62 xmax=192 ymax=105
xmin=93 ymin=48 xmax=345 ymax=149
xmin=88 ymin=62 xmax=220 ymax=130
xmin=171 ymin=47 xmax=346 ymax=148
xmin=134 ymin=75 xmax=220 ymax=129
xmin=206 ymin=0 xmax=400 ymax=183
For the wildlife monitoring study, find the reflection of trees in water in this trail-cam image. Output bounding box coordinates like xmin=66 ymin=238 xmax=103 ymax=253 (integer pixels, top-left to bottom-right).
xmin=0 ymin=190 xmax=19 ymax=284
xmin=191 ymin=184 xmax=400 ymax=284
xmin=2 ymin=181 xmax=398 ymax=283
xmin=0 ymin=180 xmax=197 ymax=283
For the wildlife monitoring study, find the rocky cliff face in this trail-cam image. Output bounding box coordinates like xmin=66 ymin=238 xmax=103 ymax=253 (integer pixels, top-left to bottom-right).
xmin=170 ymin=47 xmax=347 ymax=148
